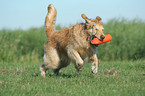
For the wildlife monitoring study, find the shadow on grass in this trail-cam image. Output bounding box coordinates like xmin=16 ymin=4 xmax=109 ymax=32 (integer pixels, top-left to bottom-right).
xmin=31 ymin=72 xmax=79 ymax=78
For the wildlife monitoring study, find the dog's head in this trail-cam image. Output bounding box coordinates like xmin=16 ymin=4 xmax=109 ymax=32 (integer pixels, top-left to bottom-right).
xmin=81 ymin=14 xmax=105 ymax=40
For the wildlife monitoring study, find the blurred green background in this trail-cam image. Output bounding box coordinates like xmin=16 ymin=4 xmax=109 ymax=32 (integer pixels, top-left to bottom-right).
xmin=0 ymin=18 xmax=145 ymax=62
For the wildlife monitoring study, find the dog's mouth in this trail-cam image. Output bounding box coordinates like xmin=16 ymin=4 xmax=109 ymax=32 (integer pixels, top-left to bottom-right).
xmin=95 ymin=35 xmax=105 ymax=41
xmin=91 ymin=35 xmax=97 ymax=40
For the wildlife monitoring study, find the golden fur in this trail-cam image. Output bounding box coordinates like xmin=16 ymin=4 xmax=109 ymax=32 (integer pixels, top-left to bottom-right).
xmin=40 ymin=4 xmax=105 ymax=77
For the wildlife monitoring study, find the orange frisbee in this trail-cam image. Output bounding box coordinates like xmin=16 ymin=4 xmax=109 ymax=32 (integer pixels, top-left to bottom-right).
xmin=91 ymin=34 xmax=112 ymax=45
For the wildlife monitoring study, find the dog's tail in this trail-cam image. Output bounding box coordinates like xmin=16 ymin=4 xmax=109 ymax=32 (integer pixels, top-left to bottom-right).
xmin=45 ymin=4 xmax=57 ymax=37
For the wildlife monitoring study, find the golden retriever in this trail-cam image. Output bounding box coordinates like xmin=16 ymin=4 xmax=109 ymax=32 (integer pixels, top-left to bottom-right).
xmin=40 ymin=4 xmax=105 ymax=77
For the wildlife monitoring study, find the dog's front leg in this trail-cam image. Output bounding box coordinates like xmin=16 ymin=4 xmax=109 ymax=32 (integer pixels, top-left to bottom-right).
xmin=91 ymin=54 xmax=98 ymax=74
xmin=67 ymin=49 xmax=84 ymax=73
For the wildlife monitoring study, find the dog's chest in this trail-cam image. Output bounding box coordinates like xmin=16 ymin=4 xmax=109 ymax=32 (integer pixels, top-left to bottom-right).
xmin=77 ymin=46 xmax=97 ymax=59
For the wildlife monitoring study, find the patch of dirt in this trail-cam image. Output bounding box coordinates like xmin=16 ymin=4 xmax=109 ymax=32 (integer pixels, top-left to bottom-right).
xmin=0 ymin=81 xmax=3 ymax=84
xmin=0 ymin=70 xmax=10 ymax=74
xmin=104 ymin=68 xmax=118 ymax=76
xmin=0 ymin=68 xmax=24 ymax=75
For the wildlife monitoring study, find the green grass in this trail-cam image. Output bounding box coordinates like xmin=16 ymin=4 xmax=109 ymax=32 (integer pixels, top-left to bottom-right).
xmin=0 ymin=18 xmax=145 ymax=95
xmin=0 ymin=60 xmax=144 ymax=96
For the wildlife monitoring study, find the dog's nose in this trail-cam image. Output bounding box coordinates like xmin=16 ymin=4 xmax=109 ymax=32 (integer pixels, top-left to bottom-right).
xmin=100 ymin=35 xmax=105 ymax=40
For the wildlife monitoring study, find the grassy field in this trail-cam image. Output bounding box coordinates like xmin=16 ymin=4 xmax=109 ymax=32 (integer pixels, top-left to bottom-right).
xmin=0 ymin=18 xmax=145 ymax=95
xmin=0 ymin=18 xmax=145 ymax=62
xmin=0 ymin=60 xmax=144 ymax=96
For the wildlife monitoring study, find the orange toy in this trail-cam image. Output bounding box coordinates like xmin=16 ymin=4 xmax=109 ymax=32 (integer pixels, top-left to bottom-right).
xmin=91 ymin=34 xmax=112 ymax=45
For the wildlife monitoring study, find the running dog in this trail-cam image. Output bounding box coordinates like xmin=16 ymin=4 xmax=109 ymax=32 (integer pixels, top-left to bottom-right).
xmin=40 ymin=4 xmax=105 ymax=77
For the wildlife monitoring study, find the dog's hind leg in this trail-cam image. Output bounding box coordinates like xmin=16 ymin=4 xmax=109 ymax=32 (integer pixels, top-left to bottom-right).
xmin=53 ymin=68 xmax=60 ymax=75
xmin=40 ymin=64 xmax=47 ymax=77
xmin=53 ymin=59 xmax=71 ymax=75
xmin=40 ymin=46 xmax=60 ymax=77
xmin=67 ymin=49 xmax=84 ymax=73
xmin=90 ymin=54 xmax=98 ymax=74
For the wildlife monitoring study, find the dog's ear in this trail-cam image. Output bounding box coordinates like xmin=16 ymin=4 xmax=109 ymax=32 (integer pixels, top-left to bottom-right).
xmin=96 ymin=16 xmax=102 ymax=21
xmin=81 ymin=14 xmax=90 ymax=23
xmin=81 ymin=14 xmax=88 ymax=20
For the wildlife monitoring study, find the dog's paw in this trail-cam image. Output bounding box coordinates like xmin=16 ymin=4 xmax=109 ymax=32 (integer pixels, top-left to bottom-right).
xmin=78 ymin=64 xmax=83 ymax=70
xmin=92 ymin=69 xmax=98 ymax=74
xmin=91 ymin=65 xmax=98 ymax=74
xmin=41 ymin=71 xmax=45 ymax=78
xmin=75 ymin=63 xmax=83 ymax=73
